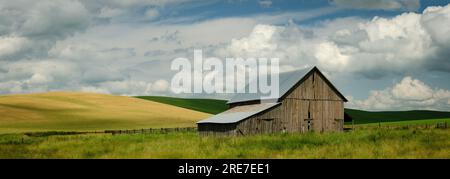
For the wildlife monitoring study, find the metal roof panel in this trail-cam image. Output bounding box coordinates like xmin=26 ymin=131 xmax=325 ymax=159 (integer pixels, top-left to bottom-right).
xmin=227 ymin=67 xmax=312 ymax=104
xmin=197 ymin=103 xmax=280 ymax=124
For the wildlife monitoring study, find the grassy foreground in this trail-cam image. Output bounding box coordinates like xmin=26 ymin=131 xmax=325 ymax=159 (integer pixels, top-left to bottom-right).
xmin=0 ymin=128 xmax=448 ymax=158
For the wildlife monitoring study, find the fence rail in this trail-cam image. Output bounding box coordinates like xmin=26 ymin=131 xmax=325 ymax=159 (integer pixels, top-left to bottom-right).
xmin=104 ymin=127 xmax=197 ymax=135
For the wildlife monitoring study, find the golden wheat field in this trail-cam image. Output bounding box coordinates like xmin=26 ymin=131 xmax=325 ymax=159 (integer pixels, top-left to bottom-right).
xmin=0 ymin=92 xmax=210 ymax=133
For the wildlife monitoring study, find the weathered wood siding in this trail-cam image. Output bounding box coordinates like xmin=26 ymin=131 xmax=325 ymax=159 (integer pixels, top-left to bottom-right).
xmin=198 ymin=123 xmax=237 ymax=136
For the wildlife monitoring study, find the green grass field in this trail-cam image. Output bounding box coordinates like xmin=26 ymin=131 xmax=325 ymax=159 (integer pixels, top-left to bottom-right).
xmin=0 ymin=92 xmax=210 ymax=133
xmin=0 ymin=128 xmax=448 ymax=158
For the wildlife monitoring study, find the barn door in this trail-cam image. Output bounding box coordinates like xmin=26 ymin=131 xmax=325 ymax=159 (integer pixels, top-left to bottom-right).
xmin=303 ymin=101 xmax=314 ymax=132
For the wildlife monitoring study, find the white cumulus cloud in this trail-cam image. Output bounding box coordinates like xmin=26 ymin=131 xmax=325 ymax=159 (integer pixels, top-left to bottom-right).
xmin=348 ymin=76 xmax=450 ymax=111
xmin=0 ymin=36 xmax=30 ymax=59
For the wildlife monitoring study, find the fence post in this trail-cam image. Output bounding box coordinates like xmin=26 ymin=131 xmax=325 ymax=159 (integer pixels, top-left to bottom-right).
xmin=351 ymin=120 xmax=354 ymax=131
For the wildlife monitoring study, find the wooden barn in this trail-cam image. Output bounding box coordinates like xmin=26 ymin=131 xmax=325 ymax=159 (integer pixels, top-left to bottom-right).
xmin=197 ymin=66 xmax=348 ymax=136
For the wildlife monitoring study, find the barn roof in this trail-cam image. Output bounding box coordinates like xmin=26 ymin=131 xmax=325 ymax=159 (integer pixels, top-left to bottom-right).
xmin=227 ymin=66 xmax=348 ymax=104
xmin=197 ymin=103 xmax=280 ymax=124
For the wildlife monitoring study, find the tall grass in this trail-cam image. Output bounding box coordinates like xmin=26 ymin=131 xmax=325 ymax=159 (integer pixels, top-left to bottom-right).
xmin=0 ymin=128 xmax=448 ymax=159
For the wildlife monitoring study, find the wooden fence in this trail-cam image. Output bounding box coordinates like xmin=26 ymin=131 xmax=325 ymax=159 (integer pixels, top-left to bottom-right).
xmin=104 ymin=127 xmax=197 ymax=135
xmin=348 ymin=122 xmax=448 ymax=130
xmin=436 ymin=122 xmax=449 ymax=129
xmin=21 ymin=122 xmax=448 ymax=138
xmin=105 ymin=122 xmax=448 ymax=135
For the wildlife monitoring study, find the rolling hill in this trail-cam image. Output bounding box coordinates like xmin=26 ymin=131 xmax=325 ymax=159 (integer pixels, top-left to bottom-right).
xmin=137 ymin=96 xmax=450 ymax=124
xmin=0 ymin=92 xmax=211 ymax=133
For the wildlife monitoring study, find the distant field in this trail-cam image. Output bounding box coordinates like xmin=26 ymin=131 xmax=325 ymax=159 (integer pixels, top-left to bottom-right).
xmin=345 ymin=108 xmax=450 ymax=124
xmin=0 ymin=92 xmax=210 ymax=133
xmin=136 ymin=96 xmax=228 ymax=114
xmin=0 ymin=128 xmax=448 ymax=158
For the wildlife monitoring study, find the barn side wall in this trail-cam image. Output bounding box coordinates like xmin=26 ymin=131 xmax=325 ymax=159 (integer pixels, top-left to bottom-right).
xmin=198 ymin=123 xmax=237 ymax=136
xmin=235 ymin=71 xmax=344 ymax=135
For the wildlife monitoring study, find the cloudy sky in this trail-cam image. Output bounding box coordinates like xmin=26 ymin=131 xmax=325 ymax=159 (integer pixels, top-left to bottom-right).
xmin=1 ymin=0 xmax=450 ymax=111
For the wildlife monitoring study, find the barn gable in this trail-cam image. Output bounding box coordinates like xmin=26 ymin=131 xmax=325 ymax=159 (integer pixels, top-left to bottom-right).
xmin=227 ymin=66 xmax=347 ymax=106
xmin=282 ymin=67 xmax=347 ymax=102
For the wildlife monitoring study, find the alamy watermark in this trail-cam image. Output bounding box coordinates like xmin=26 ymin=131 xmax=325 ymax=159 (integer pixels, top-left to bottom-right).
xmin=171 ymin=49 xmax=280 ymax=100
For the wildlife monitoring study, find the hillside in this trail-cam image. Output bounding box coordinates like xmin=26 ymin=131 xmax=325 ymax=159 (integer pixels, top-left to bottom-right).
xmin=137 ymin=96 xmax=450 ymax=124
xmin=135 ymin=96 xmax=228 ymax=114
xmin=0 ymin=92 xmax=211 ymax=133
